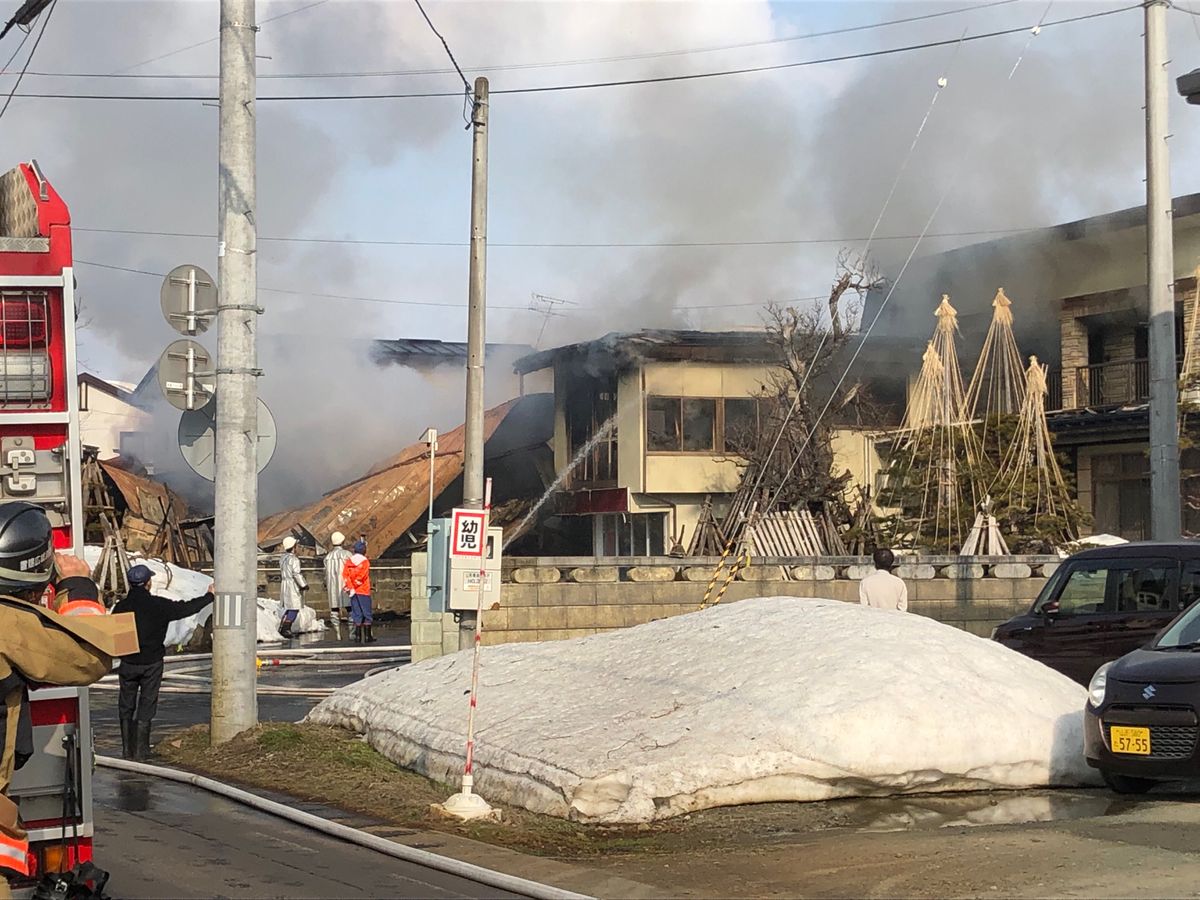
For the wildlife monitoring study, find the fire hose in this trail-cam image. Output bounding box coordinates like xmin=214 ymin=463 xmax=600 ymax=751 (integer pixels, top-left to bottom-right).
xmin=95 ymin=756 xmax=593 ymax=900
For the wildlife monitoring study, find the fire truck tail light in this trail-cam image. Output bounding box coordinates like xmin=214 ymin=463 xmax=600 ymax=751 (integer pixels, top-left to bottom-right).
xmin=0 ymin=297 xmax=47 ymax=348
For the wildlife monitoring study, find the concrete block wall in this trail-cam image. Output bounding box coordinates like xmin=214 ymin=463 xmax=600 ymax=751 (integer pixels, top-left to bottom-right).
xmin=466 ymin=555 xmax=1058 ymax=647
xmin=253 ymin=562 xmax=413 ymax=615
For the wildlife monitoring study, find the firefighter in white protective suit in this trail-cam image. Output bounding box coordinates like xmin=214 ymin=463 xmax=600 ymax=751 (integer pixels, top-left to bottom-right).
xmin=323 ymin=532 xmax=351 ymax=640
xmin=278 ymin=536 xmax=307 ymax=639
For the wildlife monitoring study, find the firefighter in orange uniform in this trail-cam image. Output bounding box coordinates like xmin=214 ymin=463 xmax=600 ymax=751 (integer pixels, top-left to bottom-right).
xmin=0 ymin=503 xmax=117 ymax=896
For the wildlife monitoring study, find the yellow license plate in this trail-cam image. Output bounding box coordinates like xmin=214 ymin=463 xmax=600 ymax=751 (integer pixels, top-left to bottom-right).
xmin=1111 ymin=726 xmax=1152 ymax=756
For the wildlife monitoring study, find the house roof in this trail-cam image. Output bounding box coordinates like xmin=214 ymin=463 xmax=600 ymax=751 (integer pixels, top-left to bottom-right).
xmin=99 ymin=459 xmax=189 ymax=521
xmin=257 ymin=394 xmax=552 ymax=552
xmin=79 ymin=372 xmax=134 ymax=398
xmin=371 ymin=339 xmax=534 ymax=368
xmin=513 ymin=329 xmax=775 ymax=375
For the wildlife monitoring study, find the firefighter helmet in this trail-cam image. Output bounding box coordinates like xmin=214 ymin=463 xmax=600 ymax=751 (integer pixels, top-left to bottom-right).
xmin=282 ymin=536 xmax=297 ymax=552
xmin=330 ymin=532 xmax=345 ymax=547
xmin=0 ymin=501 xmax=55 ymax=594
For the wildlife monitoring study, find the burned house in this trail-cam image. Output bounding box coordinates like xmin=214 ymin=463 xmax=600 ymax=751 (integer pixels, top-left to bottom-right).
xmin=256 ymin=394 xmax=554 ymax=556
xmin=511 ymin=331 xmax=891 ymax=557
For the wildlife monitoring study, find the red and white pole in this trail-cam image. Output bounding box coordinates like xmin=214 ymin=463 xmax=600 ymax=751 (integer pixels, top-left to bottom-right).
xmin=460 ymin=476 xmax=491 ymax=798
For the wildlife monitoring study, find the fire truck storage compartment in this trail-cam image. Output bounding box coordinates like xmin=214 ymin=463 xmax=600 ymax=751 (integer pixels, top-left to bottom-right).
xmin=8 ymin=687 xmax=91 ymax=839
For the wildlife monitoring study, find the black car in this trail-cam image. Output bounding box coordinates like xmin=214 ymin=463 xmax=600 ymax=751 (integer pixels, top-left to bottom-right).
xmin=1085 ymin=585 xmax=1200 ymax=793
xmin=993 ymin=542 xmax=1200 ymax=685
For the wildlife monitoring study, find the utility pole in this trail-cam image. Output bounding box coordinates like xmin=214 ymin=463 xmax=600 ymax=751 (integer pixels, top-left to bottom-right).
xmin=460 ymin=77 xmax=488 ymax=651
xmin=211 ymin=0 xmax=259 ymax=742
xmin=1146 ymin=0 xmax=1182 ymax=541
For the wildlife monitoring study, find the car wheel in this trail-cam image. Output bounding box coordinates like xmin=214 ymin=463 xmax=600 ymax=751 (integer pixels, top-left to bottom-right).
xmin=1101 ymin=771 xmax=1157 ymax=795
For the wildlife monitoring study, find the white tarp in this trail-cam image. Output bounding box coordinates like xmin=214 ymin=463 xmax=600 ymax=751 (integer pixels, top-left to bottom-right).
xmin=82 ymin=546 xmax=325 ymax=646
xmin=308 ymin=597 xmax=1097 ymax=824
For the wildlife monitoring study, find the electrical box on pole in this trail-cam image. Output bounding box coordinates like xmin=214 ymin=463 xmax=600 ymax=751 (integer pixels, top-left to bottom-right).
xmin=426 ymin=511 xmax=502 ymax=613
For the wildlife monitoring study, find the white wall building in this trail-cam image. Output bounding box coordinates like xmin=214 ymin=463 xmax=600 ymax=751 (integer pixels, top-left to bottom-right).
xmin=78 ymin=373 xmax=151 ymax=460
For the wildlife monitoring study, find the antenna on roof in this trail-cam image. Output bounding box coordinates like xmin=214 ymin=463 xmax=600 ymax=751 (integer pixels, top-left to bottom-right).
xmin=529 ymin=293 xmax=576 ymax=348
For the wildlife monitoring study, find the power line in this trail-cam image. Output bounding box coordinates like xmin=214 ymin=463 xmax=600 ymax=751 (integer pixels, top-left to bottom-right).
xmin=7 ymin=5 xmax=1139 ymax=103
xmin=19 ymin=0 xmax=1021 ymax=82
xmin=110 ymin=0 xmax=330 ymax=74
xmin=73 ymin=258 xmax=537 ymax=312
xmin=411 ymin=0 xmax=470 ymax=93
xmin=0 ymin=0 xmax=53 ymax=123
xmin=72 ymin=224 xmax=1039 ymax=248
xmin=0 ymin=20 xmax=33 ymax=73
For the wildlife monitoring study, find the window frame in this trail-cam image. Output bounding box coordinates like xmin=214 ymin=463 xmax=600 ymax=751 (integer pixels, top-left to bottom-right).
xmin=644 ymin=394 xmax=761 ymax=456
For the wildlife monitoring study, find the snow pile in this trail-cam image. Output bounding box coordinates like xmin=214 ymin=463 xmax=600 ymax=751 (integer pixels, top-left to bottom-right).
xmin=1059 ymin=533 xmax=1128 ymax=557
xmin=81 ymin=546 xmax=325 ymax=645
xmin=309 ymin=597 xmax=1096 ymax=823
xmin=255 ymin=597 xmax=323 ymax=644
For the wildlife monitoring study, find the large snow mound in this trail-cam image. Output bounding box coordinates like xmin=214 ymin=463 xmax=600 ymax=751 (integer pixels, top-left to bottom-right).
xmin=82 ymin=547 xmax=325 ymax=645
xmin=308 ymin=597 xmax=1096 ymax=823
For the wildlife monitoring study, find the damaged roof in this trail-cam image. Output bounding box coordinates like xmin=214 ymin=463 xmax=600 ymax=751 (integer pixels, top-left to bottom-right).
xmin=371 ymin=338 xmax=533 ymax=368
xmin=513 ymin=329 xmax=775 ymax=375
xmin=99 ymin=459 xmax=189 ymax=522
xmin=257 ymin=394 xmax=553 ymax=553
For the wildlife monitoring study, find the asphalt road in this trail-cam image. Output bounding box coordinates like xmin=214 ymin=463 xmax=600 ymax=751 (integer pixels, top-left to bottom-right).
xmin=92 ymin=769 xmax=521 ymax=899
xmin=86 ymin=624 xmax=523 ymax=900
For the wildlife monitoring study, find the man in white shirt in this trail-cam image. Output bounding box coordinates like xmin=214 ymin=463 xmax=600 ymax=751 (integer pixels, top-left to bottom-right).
xmin=859 ymin=548 xmax=908 ymax=612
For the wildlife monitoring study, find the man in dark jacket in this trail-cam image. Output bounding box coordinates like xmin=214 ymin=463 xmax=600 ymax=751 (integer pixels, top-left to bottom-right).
xmin=113 ymin=565 xmax=213 ymax=760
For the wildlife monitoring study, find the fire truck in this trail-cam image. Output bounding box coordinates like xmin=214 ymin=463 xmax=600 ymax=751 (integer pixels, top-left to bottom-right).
xmin=0 ymin=161 xmax=98 ymax=893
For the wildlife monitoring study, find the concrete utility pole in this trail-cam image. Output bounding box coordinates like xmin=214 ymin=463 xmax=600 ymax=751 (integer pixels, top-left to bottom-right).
xmin=211 ymin=0 xmax=259 ymax=743
xmin=460 ymin=77 xmax=488 ymax=650
xmin=1145 ymin=0 xmax=1182 ymax=541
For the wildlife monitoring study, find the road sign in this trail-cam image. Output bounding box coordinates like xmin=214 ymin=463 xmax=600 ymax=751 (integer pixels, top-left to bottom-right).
xmin=161 ymin=264 xmax=218 ymax=336
xmin=450 ymin=508 xmax=487 ymax=558
xmin=178 ymin=398 xmax=277 ymax=481
xmin=157 ymin=339 xmax=214 ymax=411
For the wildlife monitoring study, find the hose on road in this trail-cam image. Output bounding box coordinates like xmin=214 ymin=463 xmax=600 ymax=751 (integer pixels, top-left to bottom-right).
xmin=163 ymin=645 xmax=413 ymax=664
xmin=96 ymin=756 xmax=594 ymax=900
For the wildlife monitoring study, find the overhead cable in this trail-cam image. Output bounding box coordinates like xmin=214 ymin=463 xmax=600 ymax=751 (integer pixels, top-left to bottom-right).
xmin=21 ymin=0 xmax=1021 ymax=81
xmin=7 ymin=5 xmax=1139 ymax=102
xmin=71 ymin=225 xmax=1038 ymax=247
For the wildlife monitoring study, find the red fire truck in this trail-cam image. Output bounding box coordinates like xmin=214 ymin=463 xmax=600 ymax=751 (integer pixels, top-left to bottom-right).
xmin=0 ymin=160 xmax=99 ymax=893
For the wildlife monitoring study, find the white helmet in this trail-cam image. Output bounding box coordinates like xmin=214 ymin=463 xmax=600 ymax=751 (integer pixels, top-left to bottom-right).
xmin=281 ymin=536 xmax=297 ymax=552
xmin=330 ymin=531 xmax=345 ymax=547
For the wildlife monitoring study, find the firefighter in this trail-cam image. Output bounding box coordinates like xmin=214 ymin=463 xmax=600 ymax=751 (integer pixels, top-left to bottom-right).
xmin=278 ymin=536 xmax=307 ymax=639
xmin=0 ymin=502 xmax=116 ymax=894
xmin=323 ymin=532 xmax=351 ymax=640
xmin=113 ymin=565 xmax=213 ymax=761
xmin=343 ymin=539 xmax=375 ymax=644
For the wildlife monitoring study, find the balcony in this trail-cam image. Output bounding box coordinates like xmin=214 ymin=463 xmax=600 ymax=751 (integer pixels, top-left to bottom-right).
xmin=1068 ymin=357 xmax=1183 ymax=409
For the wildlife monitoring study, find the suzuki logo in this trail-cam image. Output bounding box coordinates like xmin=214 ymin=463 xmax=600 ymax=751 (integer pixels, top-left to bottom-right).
xmin=1143 ymin=685 xmax=1158 ymax=700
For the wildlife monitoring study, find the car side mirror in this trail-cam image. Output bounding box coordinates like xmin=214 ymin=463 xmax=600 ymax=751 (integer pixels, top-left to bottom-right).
xmin=1041 ymin=600 xmax=1060 ymax=618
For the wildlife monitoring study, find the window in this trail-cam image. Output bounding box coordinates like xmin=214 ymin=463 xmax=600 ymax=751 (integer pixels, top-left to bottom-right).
xmin=646 ymin=397 xmax=681 ymax=451
xmin=646 ymin=396 xmax=760 ymax=454
xmin=1037 ymin=561 xmax=1174 ymax=616
xmin=724 ymin=398 xmax=757 ymax=455
xmin=595 ymin=513 xmax=665 ymax=556
xmin=1092 ymin=451 xmax=1150 ymax=541
xmin=682 ymin=399 xmax=716 ymax=451
xmin=1179 ymin=563 xmax=1200 ymax=610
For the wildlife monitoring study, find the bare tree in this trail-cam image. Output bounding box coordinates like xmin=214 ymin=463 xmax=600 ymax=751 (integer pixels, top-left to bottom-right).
xmin=729 ymin=251 xmax=885 ymax=514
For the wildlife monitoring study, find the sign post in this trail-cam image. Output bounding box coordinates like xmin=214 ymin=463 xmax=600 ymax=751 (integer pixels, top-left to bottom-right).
xmin=436 ymin=478 xmax=499 ymax=822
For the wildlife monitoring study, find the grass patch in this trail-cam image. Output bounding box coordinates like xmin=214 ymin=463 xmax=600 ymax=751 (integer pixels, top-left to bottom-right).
xmin=157 ymin=722 xmax=683 ymax=858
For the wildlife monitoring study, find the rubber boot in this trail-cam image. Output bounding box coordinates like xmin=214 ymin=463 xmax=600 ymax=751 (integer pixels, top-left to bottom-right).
xmin=120 ymin=717 xmax=135 ymax=760
xmin=364 ymin=625 xmax=377 ymax=644
xmin=330 ymin=614 xmax=341 ymax=640
xmin=134 ymin=721 xmax=152 ymax=761
xmin=353 ymin=625 xmax=362 ymax=644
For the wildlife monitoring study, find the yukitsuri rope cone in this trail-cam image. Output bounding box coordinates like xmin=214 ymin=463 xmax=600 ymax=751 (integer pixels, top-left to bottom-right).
xmin=966 ymin=288 xmax=1027 ymax=458
xmin=888 ymin=296 xmax=986 ymax=550
xmin=991 ymin=355 xmax=1079 ymax=544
